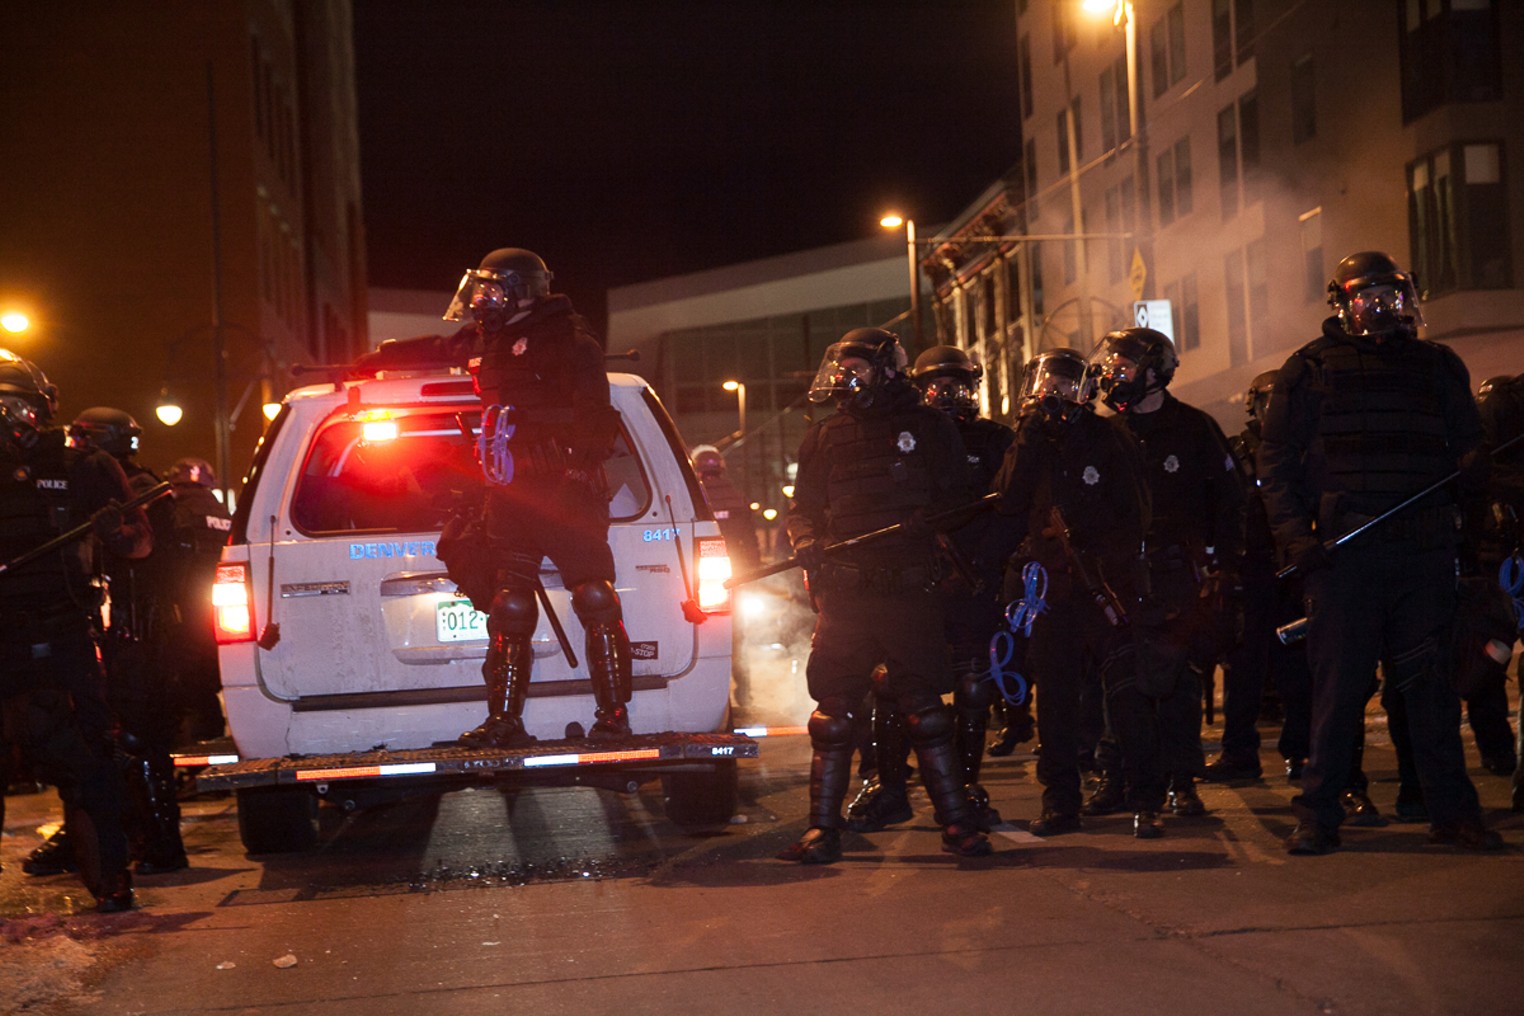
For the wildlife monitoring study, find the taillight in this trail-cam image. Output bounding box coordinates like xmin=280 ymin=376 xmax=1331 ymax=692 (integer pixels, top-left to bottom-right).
xmin=213 ymin=562 xmax=256 ymax=643
xmin=695 ymin=535 xmax=732 ymax=614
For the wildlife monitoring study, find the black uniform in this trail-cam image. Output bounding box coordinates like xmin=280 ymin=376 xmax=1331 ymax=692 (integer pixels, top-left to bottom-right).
xmin=786 ymin=380 xmax=985 ymax=855
xmin=151 ymin=482 xmax=233 ymax=742
xmin=1259 ymin=316 xmax=1489 ymax=841
xmin=697 ymin=468 xmax=760 ymax=572
xmin=995 ymin=407 xmax=1151 ymax=818
xmin=364 ymin=294 xmax=630 ymax=745
xmin=1116 ymin=392 xmax=1247 ymax=795
xmin=0 ymin=427 xmax=149 ymax=906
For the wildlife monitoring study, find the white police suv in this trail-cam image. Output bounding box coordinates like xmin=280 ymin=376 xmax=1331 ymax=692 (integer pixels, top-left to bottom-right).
xmin=197 ymin=363 xmax=751 ymax=851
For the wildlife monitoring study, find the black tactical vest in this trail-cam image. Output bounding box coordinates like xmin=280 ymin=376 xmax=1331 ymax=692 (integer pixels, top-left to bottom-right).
xmin=1300 ymin=334 xmax=1457 ymax=520
xmin=817 ymin=388 xmax=944 ymax=555
xmin=0 ymin=430 xmax=93 ymax=611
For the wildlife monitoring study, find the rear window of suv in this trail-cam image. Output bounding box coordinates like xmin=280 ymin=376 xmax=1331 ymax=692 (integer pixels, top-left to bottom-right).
xmin=289 ymin=406 xmax=652 ymax=536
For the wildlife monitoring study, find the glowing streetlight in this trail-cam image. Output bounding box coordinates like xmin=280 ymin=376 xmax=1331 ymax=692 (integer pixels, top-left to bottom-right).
xmin=1 ymin=311 xmax=29 ymax=334
xmin=155 ymin=387 xmax=184 ymax=427
xmin=879 ymin=212 xmax=923 ymax=348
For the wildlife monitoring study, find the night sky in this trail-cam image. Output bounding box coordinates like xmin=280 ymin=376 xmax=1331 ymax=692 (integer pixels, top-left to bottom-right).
xmin=353 ymin=0 xmax=1024 ymax=331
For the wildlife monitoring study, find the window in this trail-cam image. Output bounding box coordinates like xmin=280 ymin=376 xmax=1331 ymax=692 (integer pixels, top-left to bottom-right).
xmin=1051 ymin=0 xmax=1076 ymax=63
xmin=1099 ymin=55 xmax=1130 ymax=157
xmin=1400 ymin=0 xmax=1502 ymax=123
xmin=1024 ymin=138 xmax=1039 ymax=223
xmin=1234 ymin=0 xmax=1256 ymax=66
xmin=1150 ymin=2 xmax=1188 ymax=96
xmin=1062 ymin=206 xmax=1078 ymax=284
xmin=1247 ymin=238 xmax=1269 ymax=350
xmin=1212 ymin=0 xmax=1232 ymax=81
xmin=1291 ymin=53 xmax=1316 ymax=143
xmin=1103 ymin=177 xmax=1135 ymax=284
xmin=1057 ymin=98 xmax=1082 ymax=175
xmin=1163 ymin=275 xmax=1200 ymax=353
xmin=1157 ymin=137 xmax=1192 ymax=226
xmin=1408 ymin=140 xmax=1513 ymax=295
xmin=1224 ymin=250 xmax=1248 ymax=366
xmin=1217 ymin=94 xmax=1256 ymax=219
xmin=1019 ymin=35 xmax=1033 ymax=120
xmin=1299 ymin=208 xmax=1324 ymax=303
xmin=1217 ymin=105 xmax=1238 ymax=219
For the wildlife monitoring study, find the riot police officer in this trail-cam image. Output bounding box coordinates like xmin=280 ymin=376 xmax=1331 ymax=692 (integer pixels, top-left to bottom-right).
xmin=846 ymin=345 xmax=1016 ymax=833
xmin=0 ymin=351 xmax=149 ymax=911
xmin=157 ymin=457 xmax=233 ymax=744
xmin=1090 ymin=328 xmax=1248 ymax=820
xmin=691 ymin=445 xmax=760 ymax=571
xmin=1259 ymin=251 xmax=1501 ymax=854
xmin=781 ymin=328 xmax=990 ymax=862
xmin=992 ymin=349 xmax=1154 ymax=836
xmin=359 ymin=248 xmax=633 ymax=747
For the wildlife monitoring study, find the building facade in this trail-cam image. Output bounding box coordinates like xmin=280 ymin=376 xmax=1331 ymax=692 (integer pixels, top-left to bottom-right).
xmin=0 ymin=1 xmax=367 ymax=502
xmin=932 ymin=0 xmax=1524 ymax=425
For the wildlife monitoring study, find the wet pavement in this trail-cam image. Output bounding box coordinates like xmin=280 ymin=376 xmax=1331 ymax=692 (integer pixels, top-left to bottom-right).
xmin=2 ymin=690 xmax=1523 ymax=1015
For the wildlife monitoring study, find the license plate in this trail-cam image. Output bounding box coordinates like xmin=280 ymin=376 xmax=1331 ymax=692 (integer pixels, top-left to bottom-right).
xmin=435 ymin=597 xmax=488 ymax=642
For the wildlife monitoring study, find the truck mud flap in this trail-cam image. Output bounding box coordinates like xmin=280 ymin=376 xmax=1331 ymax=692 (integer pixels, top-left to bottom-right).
xmin=195 ymin=731 xmax=758 ymax=793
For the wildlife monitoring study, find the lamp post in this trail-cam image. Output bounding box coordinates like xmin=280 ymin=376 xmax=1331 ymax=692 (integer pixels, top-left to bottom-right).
xmin=723 ymin=379 xmax=747 ymax=499
xmin=1084 ymin=0 xmax=1151 ymax=301
xmin=1 ymin=310 xmax=29 ymax=335
xmin=879 ymin=213 xmax=924 ymax=350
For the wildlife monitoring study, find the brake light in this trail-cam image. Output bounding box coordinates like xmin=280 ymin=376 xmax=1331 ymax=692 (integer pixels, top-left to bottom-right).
xmin=695 ymin=535 xmax=732 ymax=613
xmin=213 ymin=562 xmax=256 ymax=643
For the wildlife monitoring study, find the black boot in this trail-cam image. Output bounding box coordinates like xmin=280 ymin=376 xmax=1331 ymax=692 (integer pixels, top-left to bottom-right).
xmin=780 ymin=710 xmax=854 ymax=864
xmin=846 ymin=702 xmax=912 ymax=832
xmin=1167 ymin=775 xmax=1207 ymax=817
xmin=133 ymin=755 xmax=188 ymax=875
xmin=1082 ymin=772 xmax=1126 ymax=816
xmin=585 ymin=620 xmax=634 ymax=738
xmin=907 ymin=705 xmax=992 ymax=858
xmin=988 ymin=698 xmax=1035 ymax=757
xmin=23 ymin=826 xmax=75 ymax=876
xmin=460 ymin=632 xmax=534 ymax=748
xmin=954 ymin=674 xmax=1001 ymax=828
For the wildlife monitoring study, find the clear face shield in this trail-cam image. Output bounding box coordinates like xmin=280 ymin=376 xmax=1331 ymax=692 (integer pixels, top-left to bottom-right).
xmin=443 ymin=267 xmax=548 ymax=324
xmin=1090 ymin=344 xmax=1151 ymax=412
xmin=1339 ymin=279 xmax=1425 ymax=337
xmin=807 ymin=347 xmax=877 ymax=405
xmin=0 ymin=394 xmax=42 ymax=450
xmin=1018 ymin=354 xmax=1092 ymax=419
xmin=920 ymin=376 xmax=978 ymax=416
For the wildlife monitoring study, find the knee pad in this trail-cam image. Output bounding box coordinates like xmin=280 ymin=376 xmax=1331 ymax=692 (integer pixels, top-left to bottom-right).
xmin=571 ymin=579 xmax=622 ymax=625
xmin=955 ymin=672 xmax=995 ymax=714
xmin=808 ymin=707 xmax=856 ymax=749
xmin=903 ymin=703 xmax=954 ymax=746
xmin=488 ymin=586 xmax=538 ymax=638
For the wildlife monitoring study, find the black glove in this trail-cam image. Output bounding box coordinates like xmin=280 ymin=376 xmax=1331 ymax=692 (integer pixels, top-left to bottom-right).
xmin=900 ymin=508 xmax=934 ymax=541
xmin=91 ymin=501 xmax=124 ymax=541
xmin=793 ymin=538 xmax=826 ymax=573
xmin=1288 ymin=540 xmax=1331 ymax=576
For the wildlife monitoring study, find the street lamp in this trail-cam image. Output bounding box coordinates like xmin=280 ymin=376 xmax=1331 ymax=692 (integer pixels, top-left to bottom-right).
xmin=1 ymin=311 xmax=29 ymax=334
xmin=880 ymin=213 xmax=924 ymax=350
xmin=1084 ymin=0 xmax=1151 ymax=301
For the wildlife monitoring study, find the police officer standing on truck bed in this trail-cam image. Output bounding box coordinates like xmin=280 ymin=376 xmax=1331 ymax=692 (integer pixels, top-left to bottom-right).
xmin=0 ymin=351 xmax=149 ymax=912
xmin=1259 ymin=250 xmax=1501 ymax=855
xmin=358 ymin=248 xmax=633 ymax=748
xmin=781 ymin=327 xmax=991 ymax=863
xmin=993 ymin=349 xmax=1153 ymax=837
xmin=1088 ymin=328 xmax=1248 ymax=821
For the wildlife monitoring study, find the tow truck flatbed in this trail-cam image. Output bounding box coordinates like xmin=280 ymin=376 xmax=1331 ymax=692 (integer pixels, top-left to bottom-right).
xmin=193 ymin=731 xmax=759 ymax=793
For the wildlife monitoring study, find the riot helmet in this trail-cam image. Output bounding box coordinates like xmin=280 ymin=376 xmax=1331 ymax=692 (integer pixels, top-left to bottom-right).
xmin=70 ymin=406 xmax=142 ymax=459
xmin=1477 ymin=375 xmax=1515 ymax=400
xmin=691 ymin=444 xmax=726 ymax=478
xmin=1090 ymin=327 xmax=1178 ymax=413
xmin=1245 ymin=370 xmax=1279 ymax=421
xmin=0 ymin=349 xmax=58 ymax=452
xmin=807 ymin=327 xmax=908 ymax=407
xmin=1017 ymin=348 xmax=1095 ymax=420
xmin=167 ymin=456 xmax=216 ymax=487
xmin=1327 ymin=251 xmax=1424 ymax=338
xmin=443 ymin=248 xmax=554 ymax=330
xmin=910 ymin=345 xmax=982 ymax=422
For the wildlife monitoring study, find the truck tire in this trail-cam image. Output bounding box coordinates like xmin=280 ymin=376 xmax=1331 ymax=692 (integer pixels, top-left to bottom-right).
xmin=236 ymin=786 xmax=318 ymax=854
xmin=661 ymin=760 xmax=738 ymax=832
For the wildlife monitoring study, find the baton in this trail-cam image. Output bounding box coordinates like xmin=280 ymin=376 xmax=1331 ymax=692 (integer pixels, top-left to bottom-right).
xmin=724 ymin=491 xmax=1000 ymax=589
xmin=535 ymin=576 xmax=578 ymax=668
xmin=0 ymin=480 xmax=173 ymax=577
xmin=1276 ymin=429 xmax=1524 ymax=581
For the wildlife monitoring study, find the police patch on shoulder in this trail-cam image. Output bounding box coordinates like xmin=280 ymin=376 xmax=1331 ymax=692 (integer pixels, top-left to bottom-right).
xmin=1163 ymin=453 xmax=1180 ymax=474
xmin=1082 ymin=465 xmax=1100 ymax=485
xmin=512 ymin=337 xmax=529 ymax=356
xmin=897 ymin=431 xmax=916 ymax=453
